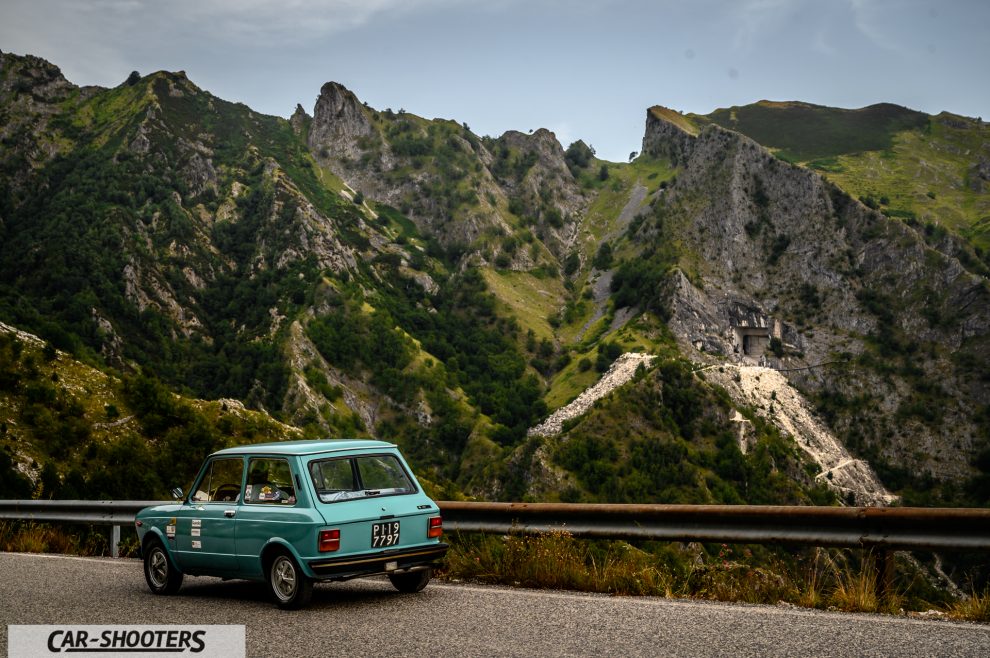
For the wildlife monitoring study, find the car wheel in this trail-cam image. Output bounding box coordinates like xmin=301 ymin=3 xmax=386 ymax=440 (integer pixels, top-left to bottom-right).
xmin=144 ymin=540 xmax=183 ymax=595
xmin=267 ymin=551 xmax=313 ymax=609
xmin=388 ymin=568 xmax=432 ymax=593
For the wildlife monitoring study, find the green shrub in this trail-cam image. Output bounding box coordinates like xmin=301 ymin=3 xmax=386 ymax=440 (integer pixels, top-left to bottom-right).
xmin=593 ymin=243 xmax=613 ymax=270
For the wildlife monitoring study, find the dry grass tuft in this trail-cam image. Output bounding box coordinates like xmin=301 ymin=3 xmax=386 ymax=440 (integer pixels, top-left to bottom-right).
xmin=947 ymin=588 xmax=990 ymax=623
xmin=1 ymin=522 xmax=80 ymax=554
xmin=442 ymin=531 xmax=675 ymax=596
xmin=0 ymin=521 xmax=125 ymax=556
xmin=827 ymin=562 xmax=880 ymax=613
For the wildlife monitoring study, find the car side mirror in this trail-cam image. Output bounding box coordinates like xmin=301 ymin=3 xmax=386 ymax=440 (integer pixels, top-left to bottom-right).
xmin=170 ymin=487 xmax=184 ymax=501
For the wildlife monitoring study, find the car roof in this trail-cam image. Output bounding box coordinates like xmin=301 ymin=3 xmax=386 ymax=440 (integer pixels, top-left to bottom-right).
xmin=210 ymin=439 xmax=397 ymax=458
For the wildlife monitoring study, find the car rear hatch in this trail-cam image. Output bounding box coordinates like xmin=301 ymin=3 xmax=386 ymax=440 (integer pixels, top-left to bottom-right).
xmin=305 ymin=452 xmax=446 ymax=577
xmin=309 ymin=496 xmax=445 ymax=577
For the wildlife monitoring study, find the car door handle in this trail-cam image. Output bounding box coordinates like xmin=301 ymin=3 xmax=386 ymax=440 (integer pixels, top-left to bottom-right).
xmin=224 ymin=509 xmax=236 ymax=518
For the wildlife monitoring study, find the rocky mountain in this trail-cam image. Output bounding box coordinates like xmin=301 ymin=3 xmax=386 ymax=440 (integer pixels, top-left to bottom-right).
xmin=636 ymin=106 xmax=990 ymax=483
xmin=1 ymin=49 xmax=988 ymax=510
xmin=306 ymin=80 xmax=585 ymax=262
xmin=689 ymin=100 xmax=990 ymax=251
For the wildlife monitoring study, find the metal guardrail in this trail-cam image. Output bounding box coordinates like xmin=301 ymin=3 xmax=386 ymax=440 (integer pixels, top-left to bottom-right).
xmin=0 ymin=500 xmax=161 ymax=525
xmin=2 ymin=499 xmax=989 ymax=557
xmin=438 ymin=502 xmax=990 ymax=551
xmin=0 ymin=500 xmax=161 ymax=558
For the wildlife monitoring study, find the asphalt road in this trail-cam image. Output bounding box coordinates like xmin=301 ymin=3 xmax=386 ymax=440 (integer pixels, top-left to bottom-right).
xmin=2 ymin=552 xmax=989 ymax=657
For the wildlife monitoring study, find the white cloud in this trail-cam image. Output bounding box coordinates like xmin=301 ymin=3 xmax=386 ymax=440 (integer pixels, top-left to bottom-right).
xmin=848 ymin=0 xmax=909 ymax=54
xmin=730 ymin=0 xmax=799 ymax=52
xmin=168 ymin=0 xmax=485 ymax=43
xmin=0 ymin=0 xmax=484 ymax=85
xmin=1 ymin=0 xmax=490 ymax=61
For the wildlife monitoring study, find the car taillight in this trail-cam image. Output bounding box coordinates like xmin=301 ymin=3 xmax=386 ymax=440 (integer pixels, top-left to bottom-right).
xmin=318 ymin=529 xmax=340 ymax=552
xmin=427 ymin=516 xmax=443 ymax=539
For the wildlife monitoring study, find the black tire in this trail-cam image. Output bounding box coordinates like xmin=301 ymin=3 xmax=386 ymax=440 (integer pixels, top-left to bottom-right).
xmin=266 ymin=551 xmax=313 ymax=609
xmin=388 ymin=568 xmax=432 ymax=593
xmin=144 ymin=540 xmax=183 ymax=595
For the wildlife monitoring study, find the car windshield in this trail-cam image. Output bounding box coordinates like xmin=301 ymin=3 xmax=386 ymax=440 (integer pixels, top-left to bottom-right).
xmin=309 ymin=454 xmax=415 ymax=503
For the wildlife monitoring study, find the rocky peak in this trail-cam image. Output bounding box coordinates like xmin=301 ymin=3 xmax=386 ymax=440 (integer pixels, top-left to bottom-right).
xmin=0 ymin=51 xmax=75 ymax=104
xmin=934 ymin=111 xmax=976 ymax=130
xmin=498 ymin=128 xmax=571 ymax=179
xmin=290 ymin=103 xmax=310 ymax=136
xmin=147 ymin=70 xmax=202 ymax=99
xmin=308 ymin=81 xmax=376 ymax=161
xmin=493 ymin=128 xmax=587 ymax=256
xmin=641 ymin=105 xmax=700 ymax=165
xmin=0 ymin=52 xmax=79 ymax=175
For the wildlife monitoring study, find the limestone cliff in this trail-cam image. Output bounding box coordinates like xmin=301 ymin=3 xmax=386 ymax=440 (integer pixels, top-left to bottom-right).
xmin=638 ymin=109 xmax=990 ymax=480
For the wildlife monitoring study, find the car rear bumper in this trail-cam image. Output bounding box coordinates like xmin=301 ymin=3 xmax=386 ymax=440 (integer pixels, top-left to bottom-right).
xmin=307 ymin=543 xmax=448 ymax=580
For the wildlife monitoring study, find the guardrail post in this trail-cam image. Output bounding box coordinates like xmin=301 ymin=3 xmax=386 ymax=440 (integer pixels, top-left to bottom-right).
xmin=872 ymin=548 xmax=895 ymax=609
xmin=111 ymin=524 xmax=120 ymax=559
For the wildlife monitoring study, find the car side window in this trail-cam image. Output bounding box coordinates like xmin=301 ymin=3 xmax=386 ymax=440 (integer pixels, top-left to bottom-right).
xmin=191 ymin=458 xmax=243 ymax=503
xmin=309 ymin=458 xmax=360 ymax=502
xmin=357 ymin=455 xmax=414 ymax=492
xmin=245 ymin=457 xmax=296 ymax=505
xmin=311 ymin=458 xmax=355 ymax=491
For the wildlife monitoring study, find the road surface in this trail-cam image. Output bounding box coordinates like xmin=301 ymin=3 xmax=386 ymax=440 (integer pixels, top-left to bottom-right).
xmin=1 ymin=552 xmax=988 ymax=657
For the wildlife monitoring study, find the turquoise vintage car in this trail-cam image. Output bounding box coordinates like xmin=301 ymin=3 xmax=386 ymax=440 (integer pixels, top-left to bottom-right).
xmin=135 ymin=439 xmax=447 ymax=609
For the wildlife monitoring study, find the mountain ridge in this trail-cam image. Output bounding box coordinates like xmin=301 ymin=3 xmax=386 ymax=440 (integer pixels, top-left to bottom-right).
xmin=1 ymin=50 xmax=988 ymax=513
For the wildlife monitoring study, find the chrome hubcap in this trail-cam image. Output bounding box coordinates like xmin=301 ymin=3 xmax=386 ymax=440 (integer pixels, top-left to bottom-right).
xmin=272 ymin=557 xmax=296 ymax=601
xmin=149 ymin=550 xmax=168 ymax=587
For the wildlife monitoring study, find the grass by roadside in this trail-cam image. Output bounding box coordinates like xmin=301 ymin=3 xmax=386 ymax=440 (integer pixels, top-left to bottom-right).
xmin=0 ymin=521 xmax=138 ymax=558
xmin=443 ymin=530 xmax=676 ymax=596
xmin=439 ymin=531 xmax=990 ymax=623
xmin=948 ymin=589 xmax=990 ymax=623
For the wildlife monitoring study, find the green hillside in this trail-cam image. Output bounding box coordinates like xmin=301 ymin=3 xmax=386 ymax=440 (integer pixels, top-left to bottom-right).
xmin=808 ymin=113 xmax=990 ymax=250
xmin=0 ymin=325 xmax=299 ymax=500
xmin=696 ymin=101 xmax=990 ymax=250
xmin=698 ymin=101 xmax=929 ymax=162
xmin=544 ymin=360 xmax=834 ymax=506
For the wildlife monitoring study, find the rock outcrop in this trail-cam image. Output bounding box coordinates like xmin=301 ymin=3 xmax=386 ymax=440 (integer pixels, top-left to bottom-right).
xmin=639 ymin=107 xmax=990 ymax=480
xmin=493 ymin=128 xmax=588 ymax=258
xmin=528 ymin=353 xmax=655 ymax=437
xmin=308 ymin=81 xmax=378 ymax=163
xmin=289 ymin=103 xmax=310 ymax=136
xmin=305 ymin=81 xmax=582 ymax=264
xmin=0 ymin=51 xmax=79 ymax=177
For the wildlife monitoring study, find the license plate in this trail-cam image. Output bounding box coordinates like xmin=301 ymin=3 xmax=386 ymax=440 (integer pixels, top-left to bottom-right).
xmin=372 ymin=521 xmax=400 ymax=548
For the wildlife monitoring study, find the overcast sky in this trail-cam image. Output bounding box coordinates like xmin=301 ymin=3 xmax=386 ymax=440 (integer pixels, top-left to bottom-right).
xmin=1 ymin=0 xmax=987 ymax=161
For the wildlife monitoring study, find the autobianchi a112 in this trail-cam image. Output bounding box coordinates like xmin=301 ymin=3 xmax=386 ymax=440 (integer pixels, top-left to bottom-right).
xmin=135 ymin=439 xmax=448 ymax=609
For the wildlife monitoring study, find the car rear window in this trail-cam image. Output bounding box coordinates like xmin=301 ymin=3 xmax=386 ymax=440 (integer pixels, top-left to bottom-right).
xmin=308 ymin=454 xmax=415 ymax=503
